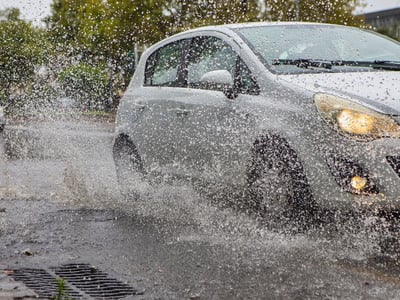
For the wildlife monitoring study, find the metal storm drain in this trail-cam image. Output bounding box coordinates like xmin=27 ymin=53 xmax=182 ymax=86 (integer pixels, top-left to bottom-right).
xmin=10 ymin=268 xmax=83 ymax=299
xmin=9 ymin=263 xmax=139 ymax=299
xmin=54 ymin=263 xmax=138 ymax=299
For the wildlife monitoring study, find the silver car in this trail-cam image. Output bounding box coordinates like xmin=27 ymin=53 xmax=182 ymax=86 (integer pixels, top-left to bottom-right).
xmin=113 ymin=22 xmax=400 ymax=222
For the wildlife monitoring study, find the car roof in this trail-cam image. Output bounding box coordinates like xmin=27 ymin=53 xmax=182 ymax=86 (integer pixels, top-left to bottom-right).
xmin=181 ymin=21 xmax=346 ymax=34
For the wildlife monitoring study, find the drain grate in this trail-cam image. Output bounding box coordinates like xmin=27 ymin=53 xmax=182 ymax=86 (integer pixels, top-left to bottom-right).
xmin=10 ymin=268 xmax=83 ymax=299
xmin=9 ymin=263 xmax=139 ymax=299
xmin=54 ymin=263 xmax=137 ymax=299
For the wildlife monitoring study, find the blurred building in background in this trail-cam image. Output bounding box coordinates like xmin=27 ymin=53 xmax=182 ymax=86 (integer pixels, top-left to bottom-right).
xmin=363 ymin=7 xmax=400 ymax=40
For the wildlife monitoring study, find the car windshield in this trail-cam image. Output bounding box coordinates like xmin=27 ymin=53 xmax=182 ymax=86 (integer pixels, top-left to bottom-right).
xmin=235 ymin=24 xmax=400 ymax=74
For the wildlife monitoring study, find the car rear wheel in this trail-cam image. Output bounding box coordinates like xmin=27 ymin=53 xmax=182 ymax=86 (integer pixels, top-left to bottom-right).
xmin=113 ymin=136 xmax=144 ymax=198
xmin=247 ymin=136 xmax=317 ymax=229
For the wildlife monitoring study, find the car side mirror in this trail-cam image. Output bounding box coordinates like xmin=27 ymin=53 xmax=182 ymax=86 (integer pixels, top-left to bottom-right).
xmin=200 ymin=70 xmax=233 ymax=85
xmin=200 ymin=70 xmax=237 ymax=99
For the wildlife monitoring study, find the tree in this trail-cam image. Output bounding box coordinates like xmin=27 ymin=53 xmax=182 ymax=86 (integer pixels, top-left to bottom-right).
xmin=0 ymin=8 xmax=45 ymax=102
xmin=58 ymin=63 xmax=108 ymax=110
xmin=158 ymin=0 xmax=262 ymax=34
xmin=46 ymin=0 xmax=263 ymax=58
xmin=264 ymin=0 xmax=364 ymax=26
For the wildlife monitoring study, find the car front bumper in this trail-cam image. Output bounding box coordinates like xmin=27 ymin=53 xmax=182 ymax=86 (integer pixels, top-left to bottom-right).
xmin=299 ymin=135 xmax=400 ymax=212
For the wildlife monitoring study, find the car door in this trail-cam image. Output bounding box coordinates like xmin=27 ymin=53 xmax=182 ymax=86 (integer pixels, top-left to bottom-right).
xmin=128 ymin=38 xmax=190 ymax=172
xmin=168 ymin=35 xmax=261 ymax=185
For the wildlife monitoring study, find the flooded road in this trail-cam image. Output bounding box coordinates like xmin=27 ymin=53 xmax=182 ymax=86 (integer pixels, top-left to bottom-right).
xmin=2 ymin=119 xmax=400 ymax=299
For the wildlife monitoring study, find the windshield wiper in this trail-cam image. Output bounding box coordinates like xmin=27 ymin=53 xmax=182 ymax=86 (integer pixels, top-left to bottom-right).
xmin=333 ymin=60 xmax=400 ymax=70
xmin=273 ymin=59 xmax=400 ymax=71
xmin=272 ymin=59 xmax=332 ymax=69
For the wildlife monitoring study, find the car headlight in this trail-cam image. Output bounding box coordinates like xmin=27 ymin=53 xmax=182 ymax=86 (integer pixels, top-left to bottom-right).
xmin=314 ymin=93 xmax=400 ymax=141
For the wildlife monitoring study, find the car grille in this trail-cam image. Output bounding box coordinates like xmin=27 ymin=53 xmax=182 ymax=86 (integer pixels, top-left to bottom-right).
xmin=387 ymin=156 xmax=400 ymax=178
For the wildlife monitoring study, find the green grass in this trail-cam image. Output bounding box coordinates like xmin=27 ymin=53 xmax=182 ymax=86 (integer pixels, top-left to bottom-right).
xmin=50 ymin=277 xmax=73 ymax=300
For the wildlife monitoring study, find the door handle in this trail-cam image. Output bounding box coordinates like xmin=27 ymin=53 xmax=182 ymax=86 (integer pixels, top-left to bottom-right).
xmin=175 ymin=109 xmax=190 ymax=117
xmin=133 ymin=105 xmax=146 ymax=111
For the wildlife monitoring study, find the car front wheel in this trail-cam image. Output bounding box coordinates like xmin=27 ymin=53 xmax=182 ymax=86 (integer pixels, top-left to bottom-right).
xmin=247 ymin=136 xmax=317 ymax=229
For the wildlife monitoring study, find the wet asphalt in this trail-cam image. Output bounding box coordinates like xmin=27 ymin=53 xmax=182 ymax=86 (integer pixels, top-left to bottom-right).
xmin=2 ymin=119 xmax=400 ymax=299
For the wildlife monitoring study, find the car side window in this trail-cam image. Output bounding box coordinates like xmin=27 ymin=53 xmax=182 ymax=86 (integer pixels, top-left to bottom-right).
xmin=144 ymin=40 xmax=186 ymax=86
xmin=185 ymin=36 xmax=259 ymax=95
xmin=236 ymin=59 xmax=260 ymax=95
xmin=187 ymin=36 xmax=237 ymax=90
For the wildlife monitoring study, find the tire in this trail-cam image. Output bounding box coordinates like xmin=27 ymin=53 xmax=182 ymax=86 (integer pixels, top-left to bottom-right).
xmin=247 ymin=135 xmax=317 ymax=229
xmin=113 ymin=135 xmax=144 ymax=198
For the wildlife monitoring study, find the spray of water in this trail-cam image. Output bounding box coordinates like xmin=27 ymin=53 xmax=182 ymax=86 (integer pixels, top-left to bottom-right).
xmin=1 ymin=109 xmax=395 ymax=268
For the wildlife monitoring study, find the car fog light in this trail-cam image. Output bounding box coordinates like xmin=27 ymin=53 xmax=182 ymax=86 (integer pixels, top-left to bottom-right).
xmin=350 ymin=175 xmax=368 ymax=190
xmin=325 ymin=154 xmax=379 ymax=195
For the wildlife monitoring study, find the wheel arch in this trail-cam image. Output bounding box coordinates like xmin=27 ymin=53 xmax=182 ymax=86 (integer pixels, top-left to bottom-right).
xmin=247 ymin=131 xmax=316 ymax=210
xmin=113 ymin=134 xmax=143 ymax=166
xmin=113 ymin=133 xmax=135 ymax=151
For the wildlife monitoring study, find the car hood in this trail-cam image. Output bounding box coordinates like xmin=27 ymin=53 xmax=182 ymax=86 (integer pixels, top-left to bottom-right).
xmin=279 ymin=71 xmax=400 ymax=115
